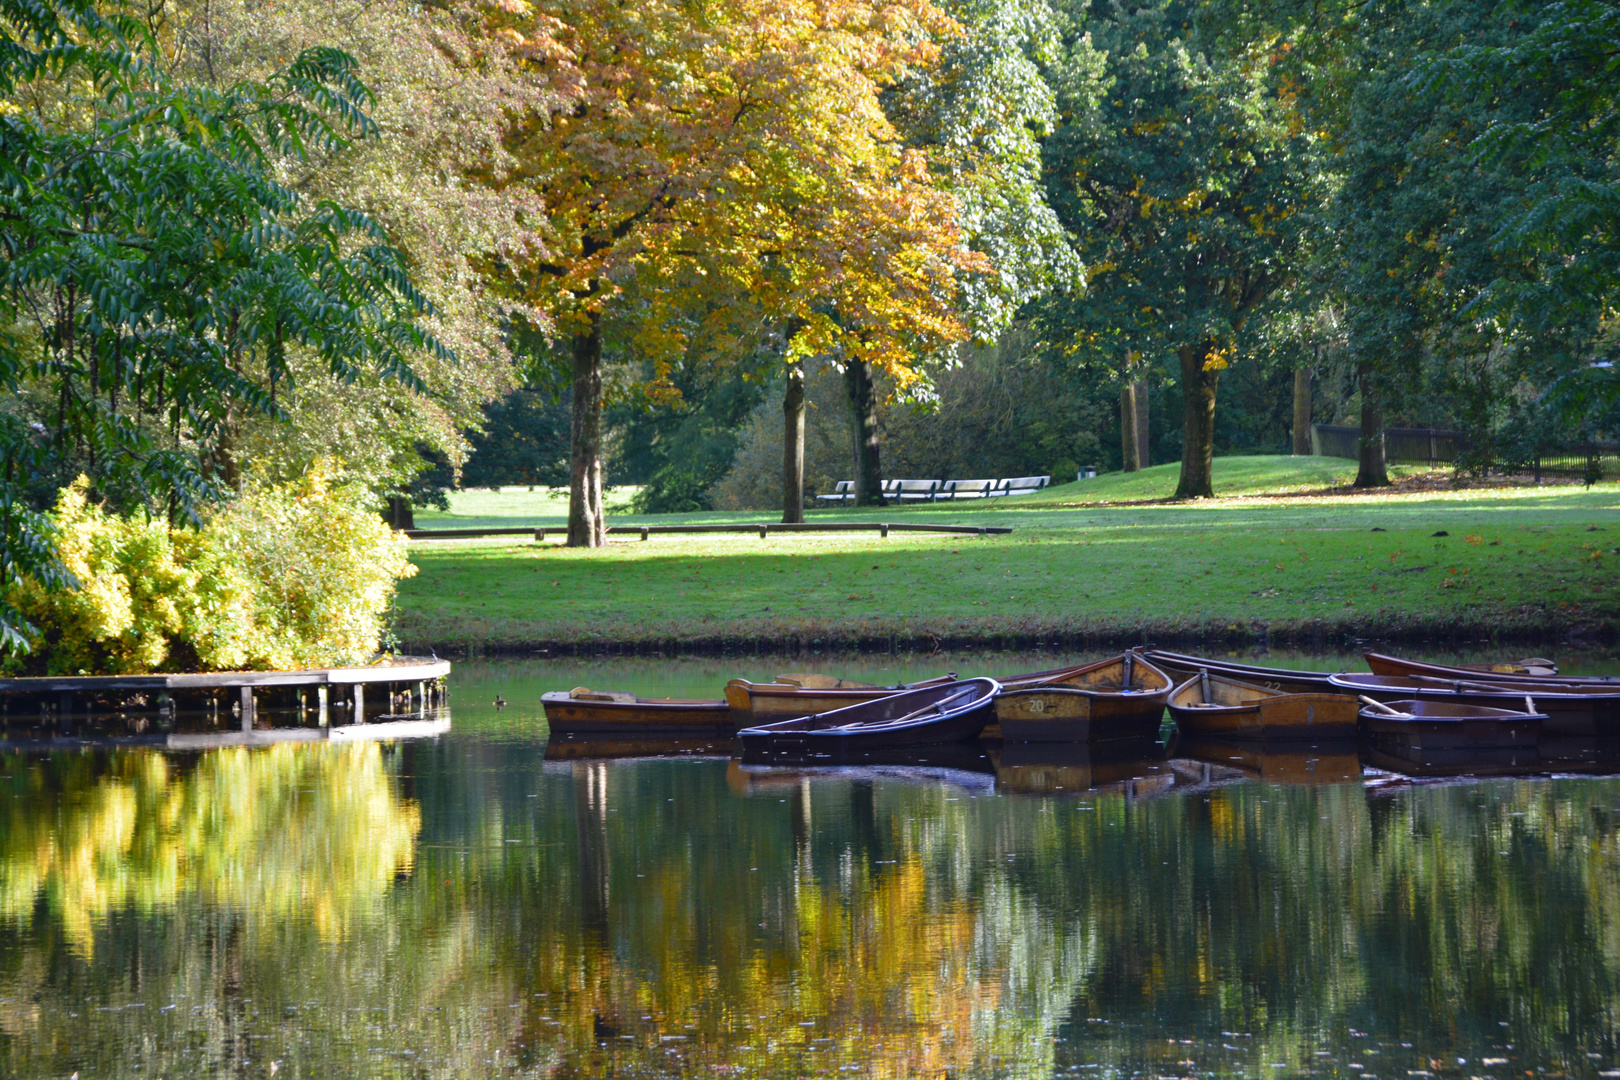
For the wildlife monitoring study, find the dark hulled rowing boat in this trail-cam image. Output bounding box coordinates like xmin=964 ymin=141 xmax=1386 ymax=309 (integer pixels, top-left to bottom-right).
xmin=1329 ymin=673 xmax=1620 ymax=737
xmin=1357 ymin=697 xmax=1544 ymax=749
xmin=737 ymin=679 xmax=998 ymax=759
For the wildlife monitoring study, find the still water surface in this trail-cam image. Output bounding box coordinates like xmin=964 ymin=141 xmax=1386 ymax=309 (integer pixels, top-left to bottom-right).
xmin=4 ymin=650 xmax=1620 ymax=1079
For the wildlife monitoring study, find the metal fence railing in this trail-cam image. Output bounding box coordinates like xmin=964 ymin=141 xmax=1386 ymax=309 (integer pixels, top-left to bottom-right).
xmin=1310 ymin=424 xmax=1464 ymax=465
xmin=1311 ymin=424 xmax=1619 ymax=479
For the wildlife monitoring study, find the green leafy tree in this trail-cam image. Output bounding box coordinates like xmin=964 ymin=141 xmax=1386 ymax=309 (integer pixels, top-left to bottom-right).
xmin=0 ymin=0 xmax=442 ymax=650
xmin=1037 ymin=0 xmax=1321 ymax=497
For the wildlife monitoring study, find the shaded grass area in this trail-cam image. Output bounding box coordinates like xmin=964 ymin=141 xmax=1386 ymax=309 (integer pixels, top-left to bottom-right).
xmin=395 ymin=461 xmax=1620 ymax=653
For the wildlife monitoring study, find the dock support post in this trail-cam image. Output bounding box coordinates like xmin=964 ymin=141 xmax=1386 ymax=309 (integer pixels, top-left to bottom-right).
xmin=240 ymin=686 xmax=255 ymax=732
xmin=318 ymin=686 xmax=329 ymax=727
xmin=417 ymin=681 xmax=427 ymax=716
xmin=352 ymin=684 xmax=365 ymax=725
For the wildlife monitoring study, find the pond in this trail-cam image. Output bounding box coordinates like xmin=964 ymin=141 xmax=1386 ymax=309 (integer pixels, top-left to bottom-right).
xmin=4 ymin=648 xmax=1620 ymax=1079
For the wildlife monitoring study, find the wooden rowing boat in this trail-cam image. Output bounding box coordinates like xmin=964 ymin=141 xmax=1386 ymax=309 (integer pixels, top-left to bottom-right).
xmin=1142 ymin=650 xmax=1348 ymax=695
xmin=723 ymin=671 xmax=958 ymax=717
xmin=737 ymin=679 xmax=998 ymax=759
xmin=541 ymin=687 xmax=735 ymax=736
xmin=1364 ymin=652 xmax=1605 ymax=684
xmin=1170 ymin=733 xmax=1362 ymax=785
xmin=1166 ymin=670 xmax=1360 ymax=741
xmin=1357 ymin=697 xmax=1544 ymax=749
xmin=1329 ymin=673 xmax=1620 ymax=737
xmin=993 ymin=653 xmax=1173 ymax=743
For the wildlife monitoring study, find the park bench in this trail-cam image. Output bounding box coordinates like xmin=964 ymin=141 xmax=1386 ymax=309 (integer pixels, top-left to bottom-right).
xmin=891 ymin=479 xmax=943 ymax=501
xmin=939 ymin=479 xmax=998 ymax=499
xmin=989 ymin=475 xmax=1051 ymax=497
xmin=814 ymin=480 xmax=855 ymax=504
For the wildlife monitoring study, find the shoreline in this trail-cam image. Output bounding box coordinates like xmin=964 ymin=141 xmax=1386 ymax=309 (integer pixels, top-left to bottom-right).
xmin=400 ymin=612 xmax=1619 ymax=660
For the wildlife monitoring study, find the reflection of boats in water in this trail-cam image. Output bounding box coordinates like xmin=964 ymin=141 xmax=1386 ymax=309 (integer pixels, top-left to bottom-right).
xmin=991 ymin=653 xmax=1172 ymax=743
xmin=1538 ymin=737 xmax=1620 ymax=776
xmin=726 ymin=744 xmax=996 ymax=794
xmin=1169 ymin=733 xmax=1363 ymax=784
xmin=543 ymin=735 xmax=732 ymax=760
xmin=1360 ymin=742 xmax=1543 ymax=780
xmin=990 ymin=739 xmax=1172 ymax=797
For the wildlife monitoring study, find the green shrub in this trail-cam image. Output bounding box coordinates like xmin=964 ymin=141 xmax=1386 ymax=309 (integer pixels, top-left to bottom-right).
xmin=2 ymin=466 xmax=415 ymax=675
xmin=630 ymin=465 xmax=715 ymax=514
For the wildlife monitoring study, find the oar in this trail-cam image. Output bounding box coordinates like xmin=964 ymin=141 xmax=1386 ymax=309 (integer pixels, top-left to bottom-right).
xmin=1405 ymin=673 xmax=1535 ymax=695
xmin=1525 ymin=695 xmax=1538 ymax=716
xmin=1358 ymin=695 xmax=1404 ymax=716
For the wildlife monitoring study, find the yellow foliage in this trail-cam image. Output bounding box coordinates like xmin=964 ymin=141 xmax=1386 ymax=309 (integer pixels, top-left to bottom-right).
xmin=4 ymin=465 xmax=415 ymax=675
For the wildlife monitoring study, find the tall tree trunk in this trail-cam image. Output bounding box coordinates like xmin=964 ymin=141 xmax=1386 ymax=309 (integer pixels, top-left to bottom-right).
xmin=1354 ymin=364 xmax=1390 ymax=488
xmin=568 ymin=315 xmax=607 ymax=547
xmin=1135 ymin=377 xmax=1150 ymax=467
xmin=1292 ymin=365 xmax=1313 ymax=455
xmin=844 ymin=359 xmax=885 ymax=506
xmin=1174 ymin=343 xmax=1220 ymax=499
xmin=1119 ymin=382 xmax=1140 ymax=472
xmin=781 ymin=361 xmax=806 ymax=523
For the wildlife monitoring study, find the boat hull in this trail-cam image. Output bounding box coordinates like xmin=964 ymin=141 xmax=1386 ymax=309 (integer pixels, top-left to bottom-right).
xmin=1365 ymin=652 xmax=1611 ymax=685
xmin=1358 ymin=699 xmax=1543 ymax=749
xmin=541 ymin=692 xmax=734 ymax=736
xmin=737 ymin=679 xmax=998 ymax=760
xmin=992 ymin=653 xmax=1173 ymax=743
xmin=994 ymin=687 xmax=1168 ymax=742
xmin=1168 ymin=676 xmax=1359 ymax=741
xmin=1331 ymin=673 xmax=1620 ymax=737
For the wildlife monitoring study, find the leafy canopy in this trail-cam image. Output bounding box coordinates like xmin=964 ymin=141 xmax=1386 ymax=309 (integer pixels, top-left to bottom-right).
xmin=0 ymin=0 xmax=444 ymax=651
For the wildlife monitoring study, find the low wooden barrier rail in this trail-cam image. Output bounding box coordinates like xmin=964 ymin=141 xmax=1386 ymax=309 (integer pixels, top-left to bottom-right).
xmin=406 ymin=522 xmax=1012 ymax=541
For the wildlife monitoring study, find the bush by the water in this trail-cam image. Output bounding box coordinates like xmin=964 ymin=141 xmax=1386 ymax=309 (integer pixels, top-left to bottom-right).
xmin=2 ymin=468 xmax=415 ymax=676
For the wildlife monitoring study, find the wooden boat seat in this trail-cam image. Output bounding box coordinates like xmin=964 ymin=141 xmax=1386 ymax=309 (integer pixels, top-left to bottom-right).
xmin=568 ymin=687 xmax=639 ymax=703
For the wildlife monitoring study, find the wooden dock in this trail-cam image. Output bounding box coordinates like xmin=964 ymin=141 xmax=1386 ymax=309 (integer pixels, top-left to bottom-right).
xmin=0 ymin=657 xmax=452 ymax=738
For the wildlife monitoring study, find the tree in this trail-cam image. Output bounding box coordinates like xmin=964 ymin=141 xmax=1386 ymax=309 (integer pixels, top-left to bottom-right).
xmin=1038 ymin=0 xmax=1321 ymax=497
xmin=475 ymin=0 xmax=980 ymax=541
xmin=0 ymin=0 xmax=442 ymax=650
xmin=146 ymin=0 xmax=554 ymax=504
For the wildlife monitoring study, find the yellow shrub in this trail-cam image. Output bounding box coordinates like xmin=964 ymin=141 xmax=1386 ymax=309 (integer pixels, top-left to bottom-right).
xmin=4 ymin=480 xmax=194 ymax=675
xmin=2 ymin=465 xmax=415 ymax=674
xmin=196 ymin=464 xmax=416 ymax=670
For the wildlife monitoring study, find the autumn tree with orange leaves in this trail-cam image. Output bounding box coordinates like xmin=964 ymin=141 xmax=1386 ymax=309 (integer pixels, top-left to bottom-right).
xmin=469 ymin=0 xmax=981 ymax=544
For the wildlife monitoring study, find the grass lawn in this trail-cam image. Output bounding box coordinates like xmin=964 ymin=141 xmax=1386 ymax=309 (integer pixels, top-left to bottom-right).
xmin=393 ymin=456 xmax=1620 ymax=653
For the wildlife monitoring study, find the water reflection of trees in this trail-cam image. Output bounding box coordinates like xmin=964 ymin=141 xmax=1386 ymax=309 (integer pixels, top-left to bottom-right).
xmin=2 ymin=744 xmax=1620 ymax=1077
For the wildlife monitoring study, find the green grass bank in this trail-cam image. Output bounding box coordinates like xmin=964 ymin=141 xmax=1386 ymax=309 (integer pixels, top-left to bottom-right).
xmin=394 ymin=456 xmax=1620 ymax=655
